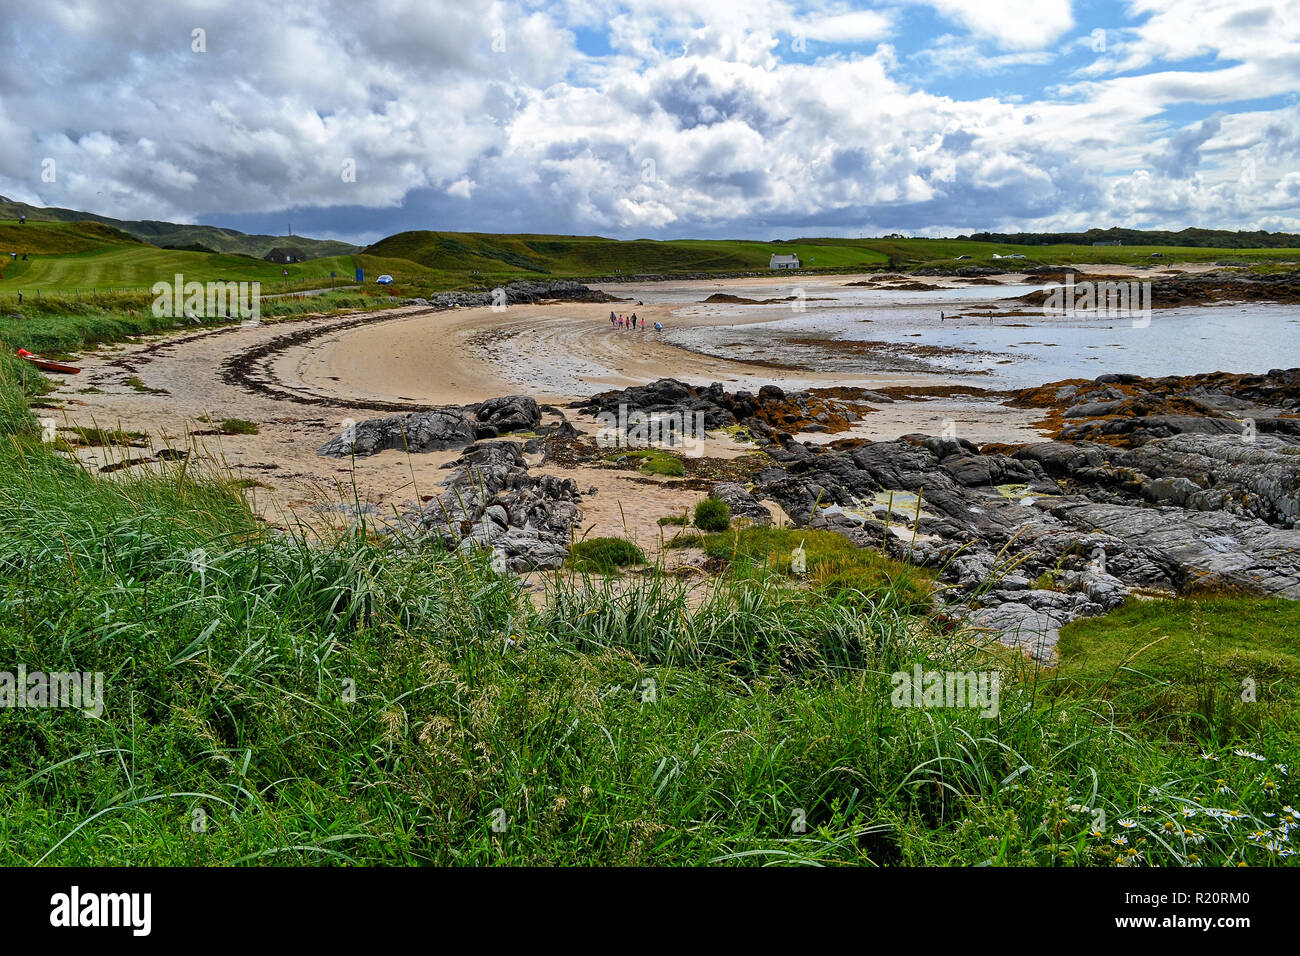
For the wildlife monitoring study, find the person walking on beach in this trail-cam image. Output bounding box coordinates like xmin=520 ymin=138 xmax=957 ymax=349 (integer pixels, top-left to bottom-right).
xmin=940 ymin=311 xmax=944 ymax=322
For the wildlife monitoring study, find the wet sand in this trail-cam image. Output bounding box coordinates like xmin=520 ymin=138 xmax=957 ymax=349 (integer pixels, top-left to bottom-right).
xmin=40 ymin=273 xmax=1056 ymax=545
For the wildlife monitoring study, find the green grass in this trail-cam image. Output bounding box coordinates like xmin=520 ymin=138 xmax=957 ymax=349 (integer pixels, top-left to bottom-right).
xmin=0 ymin=198 xmax=357 ymax=258
xmin=0 ymin=288 xmax=378 ymax=359
xmin=1056 ymin=594 xmax=1300 ymax=742
xmin=569 ymin=536 xmax=646 ymax=573
xmin=617 ymin=448 xmax=686 ymax=477
xmin=0 ymin=351 xmax=1295 ymax=866
xmin=693 ymin=498 xmax=731 ymax=531
xmin=64 ymin=425 xmax=149 ymax=446
xmin=686 ymin=526 xmax=935 ymax=614
xmin=125 ymin=375 xmax=168 ymax=395
xmin=2 ymin=220 xmax=1298 ymax=310
xmin=0 ymin=222 xmax=420 ymax=299
xmin=368 ymin=229 xmax=1300 ymax=278
xmin=218 ymin=418 xmax=260 ymax=436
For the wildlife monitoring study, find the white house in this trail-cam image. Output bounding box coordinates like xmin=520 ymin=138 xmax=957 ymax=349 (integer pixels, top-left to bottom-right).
xmin=770 ymin=253 xmax=800 ymax=270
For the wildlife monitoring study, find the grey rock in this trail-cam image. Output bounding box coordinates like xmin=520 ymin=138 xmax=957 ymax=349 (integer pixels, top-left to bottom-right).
xmin=709 ymin=482 xmax=772 ymax=525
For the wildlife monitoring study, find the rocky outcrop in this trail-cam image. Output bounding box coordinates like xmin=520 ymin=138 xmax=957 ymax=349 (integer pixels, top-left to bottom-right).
xmin=1009 ymin=368 xmax=1300 ymax=448
xmin=1016 ymin=271 xmax=1300 ymax=309
xmin=471 ymin=396 xmax=541 ymax=436
xmin=747 ymin=417 xmax=1300 ymax=657
xmin=393 ymin=441 xmax=582 ymax=571
xmin=424 ymin=279 xmax=620 ymax=310
xmin=708 ymin=482 xmax=773 ymax=525
xmin=318 ymin=395 xmax=544 ymax=457
xmin=572 ymin=377 xmax=887 ymax=441
xmin=317 ymin=408 xmax=478 ymax=457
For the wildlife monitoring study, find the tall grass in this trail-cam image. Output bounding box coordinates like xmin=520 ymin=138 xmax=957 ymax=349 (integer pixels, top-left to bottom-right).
xmin=0 ymin=357 xmax=1294 ymax=866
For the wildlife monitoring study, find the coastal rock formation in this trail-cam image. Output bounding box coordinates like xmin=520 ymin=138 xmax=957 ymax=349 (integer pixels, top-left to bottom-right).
xmin=572 ymin=377 xmax=887 ymax=440
xmin=1009 ymin=367 xmax=1300 ymax=448
xmin=1015 ymin=270 xmax=1300 ymax=308
xmin=699 ymin=370 xmax=1300 ymax=657
xmin=708 ymin=482 xmax=773 ymax=525
xmin=471 ymin=396 xmax=542 ymax=436
xmin=395 ymin=441 xmax=582 ymax=571
xmin=317 ymin=395 xmax=543 ymax=457
xmin=425 ymin=279 xmax=620 ymax=310
xmin=316 ymin=408 xmax=478 ymax=457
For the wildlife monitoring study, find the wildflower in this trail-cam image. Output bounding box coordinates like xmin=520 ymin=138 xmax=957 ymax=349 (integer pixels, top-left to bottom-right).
xmin=1200 ymin=752 xmax=1220 ymax=762
xmin=1180 ymin=807 xmax=1198 ymax=818
xmin=1234 ymin=749 xmax=1265 ymax=762
xmin=1216 ymin=779 xmax=1231 ymax=795
xmin=1162 ymin=821 xmax=1178 ymax=833
xmin=1187 ymin=852 xmax=1201 ymax=866
xmin=1118 ymin=818 xmax=1138 ymax=829
xmin=1111 ymin=834 xmax=1128 ymax=846
xmin=1275 ymin=764 xmax=1289 ymax=776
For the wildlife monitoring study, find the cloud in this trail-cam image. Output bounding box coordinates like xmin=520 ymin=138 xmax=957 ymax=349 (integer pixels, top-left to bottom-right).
xmin=1143 ymin=113 xmax=1224 ymax=179
xmin=0 ymin=0 xmax=1296 ymax=241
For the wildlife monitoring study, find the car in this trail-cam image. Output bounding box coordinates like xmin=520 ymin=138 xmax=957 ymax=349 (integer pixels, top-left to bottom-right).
xmin=955 ymin=255 xmax=971 ymax=260
xmin=376 ymin=274 xmax=394 ymax=284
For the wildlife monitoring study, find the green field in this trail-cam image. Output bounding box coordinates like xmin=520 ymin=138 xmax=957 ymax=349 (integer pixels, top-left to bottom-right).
xmin=2 ymin=219 xmax=1299 ymax=303
xmin=368 ymin=230 xmax=1300 ymax=281
xmin=0 ymin=195 xmax=357 ymax=259
xmin=0 ymin=222 xmax=398 ymax=297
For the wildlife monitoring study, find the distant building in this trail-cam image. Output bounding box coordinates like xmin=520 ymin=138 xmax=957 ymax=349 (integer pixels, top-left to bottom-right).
xmin=264 ymin=246 xmax=308 ymax=263
xmin=770 ymin=253 xmax=801 ymax=270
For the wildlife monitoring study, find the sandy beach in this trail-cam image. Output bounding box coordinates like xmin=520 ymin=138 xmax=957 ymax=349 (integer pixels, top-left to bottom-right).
xmin=36 ymin=272 xmax=1116 ymax=545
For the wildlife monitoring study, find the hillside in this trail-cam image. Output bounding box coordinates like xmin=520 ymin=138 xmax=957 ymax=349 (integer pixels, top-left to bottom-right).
xmin=961 ymin=226 xmax=1300 ymax=248
xmin=368 ymin=230 xmax=1300 ymax=279
xmin=0 ymin=196 xmax=358 ymax=259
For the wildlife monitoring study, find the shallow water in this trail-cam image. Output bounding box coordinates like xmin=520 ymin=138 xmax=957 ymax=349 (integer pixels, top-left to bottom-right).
xmin=643 ymin=279 xmax=1300 ymax=388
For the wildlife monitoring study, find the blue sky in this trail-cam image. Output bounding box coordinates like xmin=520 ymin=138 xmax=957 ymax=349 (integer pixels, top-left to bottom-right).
xmin=2 ymin=0 xmax=1298 ymax=243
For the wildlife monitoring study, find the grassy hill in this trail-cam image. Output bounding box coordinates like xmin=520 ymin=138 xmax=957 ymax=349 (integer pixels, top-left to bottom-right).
xmin=0 ymin=196 xmax=357 ymax=259
xmin=366 ymin=231 xmax=895 ymax=276
xmin=2 ymin=215 xmax=1299 ymax=302
xmin=0 ymin=221 xmax=380 ymax=296
xmin=369 ymin=230 xmax=1300 ymax=279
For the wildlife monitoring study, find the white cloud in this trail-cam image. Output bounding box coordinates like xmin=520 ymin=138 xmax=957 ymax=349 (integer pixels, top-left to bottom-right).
xmin=0 ymin=0 xmax=1295 ymax=239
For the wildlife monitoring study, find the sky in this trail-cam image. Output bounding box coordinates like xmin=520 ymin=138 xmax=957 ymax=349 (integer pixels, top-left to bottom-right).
xmin=1 ymin=0 xmax=1298 ymax=244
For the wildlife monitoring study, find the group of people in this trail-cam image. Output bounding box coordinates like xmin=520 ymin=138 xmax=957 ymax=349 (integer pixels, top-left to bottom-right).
xmin=610 ymin=311 xmax=644 ymax=329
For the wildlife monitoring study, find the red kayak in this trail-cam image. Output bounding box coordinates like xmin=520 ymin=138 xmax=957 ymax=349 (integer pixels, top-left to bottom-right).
xmin=16 ymin=348 xmax=81 ymax=374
